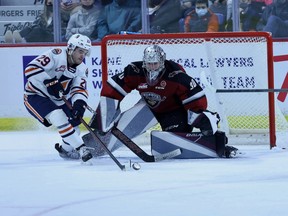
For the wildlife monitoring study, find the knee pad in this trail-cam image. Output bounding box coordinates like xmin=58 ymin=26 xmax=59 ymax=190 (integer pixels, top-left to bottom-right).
xmin=188 ymin=110 xmax=220 ymax=136
xmin=46 ymin=109 xmax=69 ymax=127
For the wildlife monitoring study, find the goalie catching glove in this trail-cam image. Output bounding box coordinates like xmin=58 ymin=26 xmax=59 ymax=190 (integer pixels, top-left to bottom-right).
xmin=188 ymin=110 xmax=220 ymax=136
xmin=43 ymin=77 xmax=64 ymax=99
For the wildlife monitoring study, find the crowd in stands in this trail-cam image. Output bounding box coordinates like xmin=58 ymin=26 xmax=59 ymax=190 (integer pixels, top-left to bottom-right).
xmin=2 ymin=0 xmax=288 ymax=43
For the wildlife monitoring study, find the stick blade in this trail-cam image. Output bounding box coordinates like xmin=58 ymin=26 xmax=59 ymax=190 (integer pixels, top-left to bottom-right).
xmin=153 ymin=148 xmax=182 ymax=162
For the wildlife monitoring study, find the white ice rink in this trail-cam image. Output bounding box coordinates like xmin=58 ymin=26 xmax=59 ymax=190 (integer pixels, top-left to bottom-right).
xmin=1 ymin=131 xmax=288 ymax=216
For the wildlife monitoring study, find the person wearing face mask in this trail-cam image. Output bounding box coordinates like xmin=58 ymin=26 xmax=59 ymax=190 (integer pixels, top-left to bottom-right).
xmin=256 ymin=0 xmax=288 ymax=37
xmin=184 ymin=0 xmax=219 ymax=32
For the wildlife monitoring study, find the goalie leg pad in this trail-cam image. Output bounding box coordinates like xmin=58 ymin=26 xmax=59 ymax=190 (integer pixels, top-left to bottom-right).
xmin=84 ymin=100 xmax=158 ymax=156
xmin=89 ymin=96 xmax=121 ymax=132
xmin=151 ymin=131 xmax=220 ymax=159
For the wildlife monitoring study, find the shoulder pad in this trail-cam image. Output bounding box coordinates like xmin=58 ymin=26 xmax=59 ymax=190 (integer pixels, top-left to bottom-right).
xmin=129 ymin=62 xmax=141 ymax=73
xmin=168 ymin=70 xmax=184 ymax=78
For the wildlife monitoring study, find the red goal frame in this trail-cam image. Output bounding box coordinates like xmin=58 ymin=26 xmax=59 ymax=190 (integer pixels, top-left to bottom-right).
xmin=101 ymin=32 xmax=276 ymax=148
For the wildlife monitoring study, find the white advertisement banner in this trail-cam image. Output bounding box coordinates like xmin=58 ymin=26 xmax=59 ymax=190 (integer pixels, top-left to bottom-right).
xmin=0 ymin=42 xmax=287 ymax=117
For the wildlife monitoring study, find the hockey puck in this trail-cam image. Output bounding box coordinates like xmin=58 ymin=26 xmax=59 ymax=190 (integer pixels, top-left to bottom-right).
xmin=132 ymin=162 xmax=141 ymax=170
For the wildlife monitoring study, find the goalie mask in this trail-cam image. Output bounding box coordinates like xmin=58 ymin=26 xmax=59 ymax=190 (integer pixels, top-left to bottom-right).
xmin=142 ymin=45 xmax=166 ymax=86
xmin=67 ymin=34 xmax=92 ymax=57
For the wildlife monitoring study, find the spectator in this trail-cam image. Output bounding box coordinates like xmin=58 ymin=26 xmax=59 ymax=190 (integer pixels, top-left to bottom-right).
xmin=5 ymin=0 xmax=55 ymax=43
xmin=61 ymin=0 xmax=81 ymax=31
xmin=240 ymin=0 xmax=268 ymax=31
xmin=209 ymin=0 xmax=227 ymax=31
xmin=180 ymin=0 xmax=195 ymax=17
xmin=4 ymin=0 xmax=78 ymax=43
xmin=95 ymin=0 xmax=141 ymax=41
xmin=225 ymin=0 xmax=233 ymax=30
xmin=149 ymin=0 xmax=183 ymax=33
xmin=65 ymin=0 xmax=102 ymax=41
xmin=256 ymin=0 xmax=288 ymax=37
xmin=100 ymin=0 xmax=113 ymax=5
xmin=184 ymin=0 xmax=219 ymax=32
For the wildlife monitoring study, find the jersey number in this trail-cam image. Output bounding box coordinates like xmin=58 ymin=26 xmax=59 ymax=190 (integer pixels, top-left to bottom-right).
xmin=36 ymin=55 xmax=51 ymax=66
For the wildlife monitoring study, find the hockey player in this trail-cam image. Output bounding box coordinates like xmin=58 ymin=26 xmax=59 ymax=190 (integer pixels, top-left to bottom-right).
xmin=24 ymin=33 xmax=93 ymax=162
xmin=89 ymin=44 xmax=238 ymax=158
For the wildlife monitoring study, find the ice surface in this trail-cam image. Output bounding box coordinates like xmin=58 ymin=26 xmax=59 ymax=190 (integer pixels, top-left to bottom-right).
xmin=1 ymin=131 xmax=288 ymax=216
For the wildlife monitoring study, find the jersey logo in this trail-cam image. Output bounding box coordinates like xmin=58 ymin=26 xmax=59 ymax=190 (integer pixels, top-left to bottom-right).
xmin=190 ymin=79 xmax=197 ymax=90
xmin=141 ymin=92 xmax=165 ymax=108
xmin=130 ymin=63 xmax=140 ymax=73
xmin=52 ymin=48 xmax=62 ymax=55
xmin=155 ymin=81 xmax=166 ymax=90
xmin=55 ymin=65 xmax=66 ymax=72
xmin=138 ymin=83 xmax=148 ymax=89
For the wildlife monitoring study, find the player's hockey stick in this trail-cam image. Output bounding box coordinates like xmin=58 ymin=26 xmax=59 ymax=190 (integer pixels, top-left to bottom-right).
xmin=61 ymin=95 xmax=126 ymax=171
xmin=85 ymin=105 xmax=182 ymax=162
xmin=111 ymin=127 xmax=182 ymax=162
xmin=215 ymin=89 xmax=288 ymax=93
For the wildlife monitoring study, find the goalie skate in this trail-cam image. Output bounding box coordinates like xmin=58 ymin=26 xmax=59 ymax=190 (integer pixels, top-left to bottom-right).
xmin=224 ymin=145 xmax=239 ymax=158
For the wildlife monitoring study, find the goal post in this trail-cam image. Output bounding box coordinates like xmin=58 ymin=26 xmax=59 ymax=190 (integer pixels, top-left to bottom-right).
xmin=101 ymin=32 xmax=288 ymax=148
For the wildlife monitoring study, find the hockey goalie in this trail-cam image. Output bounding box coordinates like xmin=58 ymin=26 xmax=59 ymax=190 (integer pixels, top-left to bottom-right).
xmin=84 ymin=45 xmax=238 ymax=159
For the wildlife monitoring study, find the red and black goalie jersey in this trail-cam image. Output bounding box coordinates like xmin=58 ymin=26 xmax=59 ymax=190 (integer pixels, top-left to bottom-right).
xmin=101 ymin=60 xmax=208 ymax=115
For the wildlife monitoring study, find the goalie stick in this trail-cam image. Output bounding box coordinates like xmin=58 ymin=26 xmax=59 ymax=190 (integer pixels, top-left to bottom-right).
xmin=199 ymin=71 xmax=287 ymax=93
xmin=61 ymin=95 xmax=126 ymax=171
xmin=85 ymin=104 xmax=182 ymax=162
xmin=214 ymin=89 xmax=288 ymax=93
xmin=111 ymin=127 xmax=182 ymax=162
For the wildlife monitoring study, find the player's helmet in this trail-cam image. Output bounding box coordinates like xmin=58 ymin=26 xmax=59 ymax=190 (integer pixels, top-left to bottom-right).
xmin=67 ymin=34 xmax=92 ymax=56
xmin=142 ymin=45 xmax=166 ymax=86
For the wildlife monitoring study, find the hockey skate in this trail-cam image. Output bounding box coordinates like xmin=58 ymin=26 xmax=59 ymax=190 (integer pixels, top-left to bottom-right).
xmin=224 ymin=145 xmax=239 ymax=158
xmin=76 ymin=144 xmax=93 ymax=162
xmin=55 ymin=143 xmax=80 ymax=160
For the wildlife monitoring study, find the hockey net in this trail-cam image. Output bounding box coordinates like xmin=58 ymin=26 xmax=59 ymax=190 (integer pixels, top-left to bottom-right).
xmin=101 ymin=32 xmax=288 ymax=148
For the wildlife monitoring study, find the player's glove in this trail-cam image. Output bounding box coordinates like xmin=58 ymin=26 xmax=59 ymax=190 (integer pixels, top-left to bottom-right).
xmin=43 ymin=77 xmax=64 ymax=99
xmin=71 ymin=100 xmax=87 ymax=119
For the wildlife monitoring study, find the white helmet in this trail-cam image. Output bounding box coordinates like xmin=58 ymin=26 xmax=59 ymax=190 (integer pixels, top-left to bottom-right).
xmin=142 ymin=45 xmax=166 ymax=86
xmin=67 ymin=34 xmax=92 ymax=56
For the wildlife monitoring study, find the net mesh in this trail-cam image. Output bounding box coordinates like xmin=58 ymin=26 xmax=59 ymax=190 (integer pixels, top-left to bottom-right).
xmin=102 ymin=33 xmax=288 ymax=145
